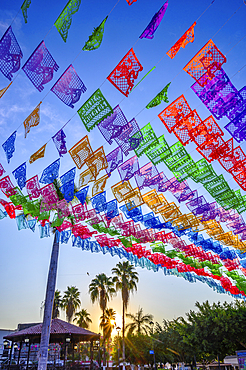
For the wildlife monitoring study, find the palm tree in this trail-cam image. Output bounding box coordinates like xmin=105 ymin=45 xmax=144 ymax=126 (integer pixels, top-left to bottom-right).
xmin=74 ymin=309 xmax=92 ymax=328
xmin=100 ymin=308 xmax=116 ymax=340
xmin=126 ymin=307 xmax=153 ymax=335
xmin=62 ymin=286 xmax=81 ymax=323
xmin=89 ymin=273 xmax=115 ymax=365
xmin=112 ymin=261 xmax=139 ymax=366
xmin=100 ymin=308 xmax=116 ymax=367
xmin=52 ymin=290 xmax=62 ymax=319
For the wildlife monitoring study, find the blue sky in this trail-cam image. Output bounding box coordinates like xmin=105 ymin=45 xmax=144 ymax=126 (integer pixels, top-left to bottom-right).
xmin=0 ymin=0 xmax=246 ymax=334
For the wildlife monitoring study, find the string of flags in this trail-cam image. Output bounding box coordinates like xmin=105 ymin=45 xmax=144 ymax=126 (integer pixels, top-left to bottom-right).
xmin=1 ymin=0 xmax=246 ymax=298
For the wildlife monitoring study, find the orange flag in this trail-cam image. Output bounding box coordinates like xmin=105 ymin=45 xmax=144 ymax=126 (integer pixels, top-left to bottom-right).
xmin=29 ymin=144 xmax=46 ymax=164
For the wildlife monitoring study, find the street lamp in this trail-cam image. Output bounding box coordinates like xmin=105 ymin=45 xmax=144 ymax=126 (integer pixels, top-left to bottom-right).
xmin=116 ymin=327 xmax=121 ymax=370
xmin=149 ymin=321 xmax=157 ymax=370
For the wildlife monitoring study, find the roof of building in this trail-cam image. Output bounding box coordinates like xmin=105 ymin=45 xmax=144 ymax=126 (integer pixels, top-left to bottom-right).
xmin=3 ymin=319 xmax=100 ymax=343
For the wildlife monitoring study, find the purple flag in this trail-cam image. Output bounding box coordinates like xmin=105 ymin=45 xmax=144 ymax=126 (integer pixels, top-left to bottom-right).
xmin=98 ymin=105 xmax=128 ymax=144
xmin=22 ymin=41 xmax=59 ymax=92
xmin=52 ymin=129 xmax=67 ymax=156
xmin=134 ymin=162 xmax=159 ymax=190
xmin=12 ymin=162 xmax=26 ymax=190
xmin=118 ymin=155 xmax=139 ymax=182
xmin=139 ymin=1 xmax=168 ymax=40
xmin=51 ymin=64 xmax=87 ymax=108
xmin=0 ymin=26 xmax=23 ymax=80
xmin=106 ymin=147 xmax=123 ymax=176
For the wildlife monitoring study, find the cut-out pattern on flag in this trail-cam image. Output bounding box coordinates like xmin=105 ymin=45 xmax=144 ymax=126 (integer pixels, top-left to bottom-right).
xmin=120 ymin=204 xmax=143 ymax=222
xmin=139 ymin=1 xmax=168 ymax=39
xmin=2 ymin=131 xmax=16 ymax=163
xmin=52 ymin=129 xmax=67 ymax=156
xmin=126 ymin=0 xmax=137 ymax=4
xmin=167 ymin=22 xmax=196 ymax=59
xmin=225 ymin=111 xmax=246 ymax=143
xmin=51 ymin=64 xmax=86 ymax=108
xmin=134 ymin=162 xmax=159 ymax=190
xmin=158 ymin=94 xmax=192 ymax=133
xmin=92 ymin=174 xmax=108 ymax=197
xmin=29 ymin=144 xmax=46 ymax=164
xmin=16 ymin=214 xmax=28 ymax=230
xmin=60 ymin=179 xmax=75 ymax=202
xmin=0 ymin=26 xmax=23 ymax=80
xmin=98 ymin=105 xmax=128 ymax=144
xmin=60 ymin=167 xmax=76 ymax=185
xmin=144 ymin=135 xmax=171 ymax=165
xmin=78 ymin=89 xmax=113 ymax=132
xmin=41 ymin=183 xmax=59 ymax=207
xmin=85 ymin=146 xmax=108 ymax=178
xmin=24 ymin=102 xmax=41 ymax=138
xmin=83 ymin=17 xmax=108 ymax=51
xmin=26 ymin=175 xmax=41 ymax=199
xmin=183 ymin=39 xmax=226 ymax=85
xmin=107 ymin=48 xmax=143 ymax=97
xmin=75 ymin=186 xmax=89 ymax=204
xmin=12 ymin=162 xmax=26 ymax=190
xmin=69 ymin=136 xmax=93 ymax=169
xmin=118 ymin=155 xmax=139 ymax=182
xmin=105 ymin=199 xmax=119 ymax=220
xmin=111 ymin=180 xmax=133 ymax=203
xmin=146 ymin=82 xmax=171 ymax=108
xmin=91 ymin=191 xmax=107 ymax=213
xmin=27 ymin=218 xmax=36 ymax=232
xmin=78 ymin=168 xmax=95 ymax=188
xmin=124 ymin=187 xmax=144 ymax=211
xmin=39 ymin=223 xmax=50 ymax=238
xmin=22 ymin=41 xmax=59 ymax=92
xmin=0 ymin=176 xmax=17 ymax=197
xmin=191 ymin=69 xmax=238 ymax=120
xmin=115 ymin=118 xmax=142 ymax=156
xmin=132 ymin=123 xmax=158 ymax=157
xmin=21 ymin=0 xmax=31 ymax=23
xmin=0 ymin=82 xmax=12 ymax=99
xmin=0 ymin=163 xmax=5 ymax=178
xmin=39 ymin=158 xmax=60 ymax=184
xmin=106 ymin=147 xmax=123 ymax=177
xmin=224 ymin=86 xmax=246 ymax=122
xmin=72 ymin=202 xmax=87 ymax=222
xmin=54 ymin=0 xmax=82 ymax=42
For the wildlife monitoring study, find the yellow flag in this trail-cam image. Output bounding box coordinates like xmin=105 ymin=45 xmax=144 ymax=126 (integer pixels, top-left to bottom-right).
xmin=24 ymin=102 xmax=42 ymax=138
xmin=29 ymin=144 xmax=46 ymax=164
xmin=0 ymin=82 xmax=12 ymax=99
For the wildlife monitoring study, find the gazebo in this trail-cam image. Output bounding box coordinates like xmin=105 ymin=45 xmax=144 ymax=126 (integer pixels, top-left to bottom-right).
xmin=3 ymin=319 xmax=100 ymax=370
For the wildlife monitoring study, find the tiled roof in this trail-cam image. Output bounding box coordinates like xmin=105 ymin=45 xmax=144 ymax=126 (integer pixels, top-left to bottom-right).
xmin=4 ymin=319 xmax=99 ymax=340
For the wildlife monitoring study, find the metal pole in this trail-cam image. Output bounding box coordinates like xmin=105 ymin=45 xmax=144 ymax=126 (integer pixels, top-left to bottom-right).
xmin=117 ymin=333 xmax=120 ymax=370
xmin=218 ymin=354 xmax=221 ymax=370
xmin=26 ymin=342 xmax=31 ymax=369
xmin=17 ymin=342 xmax=22 ymax=366
xmin=8 ymin=341 xmax=13 ymax=370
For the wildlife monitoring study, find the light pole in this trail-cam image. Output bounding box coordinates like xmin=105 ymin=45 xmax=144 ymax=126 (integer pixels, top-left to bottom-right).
xmin=150 ymin=321 xmax=157 ymax=370
xmin=116 ymin=326 xmax=121 ymax=370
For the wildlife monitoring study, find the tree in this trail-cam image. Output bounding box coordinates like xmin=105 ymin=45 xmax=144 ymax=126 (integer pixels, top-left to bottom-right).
xmin=100 ymin=308 xmax=116 ymax=340
xmin=126 ymin=307 xmax=153 ymax=335
xmin=89 ymin=273 xmax=115 ymax=365
xmin=100 ymin=308 xmax=116 ymax=367
xmin=73 ymin=308 xmax=92 ymax=328
xmin=52 ymin=290 xmax=62 ymax=319
xmin=62 ymin=286 xmax=81 ymax=323
xmin=112 ymin=261 xmax=139 ymax=366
